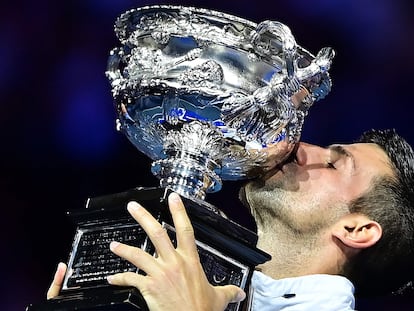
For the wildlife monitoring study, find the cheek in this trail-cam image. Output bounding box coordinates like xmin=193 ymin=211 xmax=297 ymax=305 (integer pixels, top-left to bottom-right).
xmin=281 ymin=194 xmax=330 ymax=233
xmin=299 ymin=172 xmax=349 ymax=203
xmin=290 ymin=191 xmax=348 ymax=230
xmin=297 ymin=169 xmax=326 ymax=192
xmin=297 ymin=167 xmax=333 ymax=186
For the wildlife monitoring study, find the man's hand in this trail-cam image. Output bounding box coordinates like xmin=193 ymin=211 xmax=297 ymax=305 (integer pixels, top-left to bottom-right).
xmin=108 ymin=192 xmax=246 ymax=311
xmin=47 ymin=262 xmax=67 ymax=299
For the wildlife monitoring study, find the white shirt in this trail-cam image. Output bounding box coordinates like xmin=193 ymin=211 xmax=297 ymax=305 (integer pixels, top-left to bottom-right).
xmin=248 ymin=271 xmax=355 ymax=310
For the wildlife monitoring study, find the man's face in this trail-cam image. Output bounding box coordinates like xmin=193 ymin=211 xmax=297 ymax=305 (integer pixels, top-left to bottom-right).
xmin=243 ymin=142 xmax=394 ymax=234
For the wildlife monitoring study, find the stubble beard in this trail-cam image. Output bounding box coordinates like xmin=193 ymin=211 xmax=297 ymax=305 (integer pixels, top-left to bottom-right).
xmin=243 ymin=167 xmax=301 ymax=231
xmin=243 ymin=180 xmax=320 ymax=276
xmin=243 ymin=177 xmax=332 ymax=277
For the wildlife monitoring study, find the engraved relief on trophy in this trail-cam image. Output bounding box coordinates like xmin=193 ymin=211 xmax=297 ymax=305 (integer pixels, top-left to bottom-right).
xmin=106 ymin=5 xmax=335 ymax=200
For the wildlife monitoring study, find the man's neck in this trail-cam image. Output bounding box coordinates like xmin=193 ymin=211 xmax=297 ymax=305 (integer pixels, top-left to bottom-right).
xmin=255 ymin=224 xmax=344 ymax=279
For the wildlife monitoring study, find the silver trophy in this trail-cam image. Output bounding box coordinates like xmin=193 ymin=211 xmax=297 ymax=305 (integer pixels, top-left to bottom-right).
xmin=108 ymin=5 xmax=334 ymax=199
xmin=28 ymin=5 xmax=334 ymax=311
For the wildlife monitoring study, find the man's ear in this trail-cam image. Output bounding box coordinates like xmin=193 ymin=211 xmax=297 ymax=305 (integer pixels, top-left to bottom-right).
xmin=332 ymin=213 xmax=382 ymax=249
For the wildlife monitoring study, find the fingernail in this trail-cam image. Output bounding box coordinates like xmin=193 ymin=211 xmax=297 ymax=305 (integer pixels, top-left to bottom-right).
xmin=110 ymin=241 xmax=120 ymax=251
xmin=169 ymin=192 xmax=180 ymax=202
xmin=107 ymin=275 xmax=114 ymax=284
xmin=236 ymin=290 xmax=246 ymax=301
xmin=127 ymin=201 xmax=141 ymax=213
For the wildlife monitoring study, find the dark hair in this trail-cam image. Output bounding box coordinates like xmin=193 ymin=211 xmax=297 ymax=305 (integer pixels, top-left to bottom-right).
xmin=345 ymin=129 xmax=414 ymax=297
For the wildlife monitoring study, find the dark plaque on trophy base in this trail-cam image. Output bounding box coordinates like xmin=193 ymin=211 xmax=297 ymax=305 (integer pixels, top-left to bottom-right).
xmin=28 ymin=187 xmax=270 ymax=311
xmin=27 ymin=5 xmax=334 ymax=311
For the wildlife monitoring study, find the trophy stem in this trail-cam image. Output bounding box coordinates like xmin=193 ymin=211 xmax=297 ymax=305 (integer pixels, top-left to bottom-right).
xmin=151 ymin=121 xmax=224 ymax=200
xmin=151 ymin=152 xmax=221 ymax=200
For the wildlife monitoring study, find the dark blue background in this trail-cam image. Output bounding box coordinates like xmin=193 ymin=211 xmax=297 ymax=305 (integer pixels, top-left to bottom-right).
xmin=1 ymin=0 xmax=413 ymax=310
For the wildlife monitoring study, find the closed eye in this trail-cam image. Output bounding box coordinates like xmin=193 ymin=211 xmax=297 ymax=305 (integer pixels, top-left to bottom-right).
xmin=326 ymin=144 xmax=355 ymax=173
xmin=326 ymin=161 xmax=336 ymax=169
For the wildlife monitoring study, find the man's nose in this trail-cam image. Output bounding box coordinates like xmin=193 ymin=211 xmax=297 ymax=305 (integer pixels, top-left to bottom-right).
xmin=296 ymin=142 xmax=328 ymax=166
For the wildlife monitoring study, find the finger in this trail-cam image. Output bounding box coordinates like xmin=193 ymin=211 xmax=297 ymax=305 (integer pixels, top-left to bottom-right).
xmin=107 ymin=271 xmax=146 ymax=289
xmin=109 ymin=241 xmax=160 ymax=276
xmin=218 ymin=285 xmax=246 ymax=304
xmin=127 ymin=201 xmax=176 ymax=259
xmin=168 ymin=193 xmax=197 ymax=255
xmin=47 ymin=262 xmax=67 ymax=299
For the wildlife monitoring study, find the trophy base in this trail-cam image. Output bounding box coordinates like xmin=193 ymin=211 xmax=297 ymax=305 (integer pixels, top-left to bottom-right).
xmin=27 ymin=286 xmax=148 ymax=311
xmin=27 ymin=187 xmax=270 ymax=311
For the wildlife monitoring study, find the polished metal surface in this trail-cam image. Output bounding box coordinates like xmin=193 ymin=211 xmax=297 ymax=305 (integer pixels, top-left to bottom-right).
xmin=106 ymin=5 xmax=335 ymax=199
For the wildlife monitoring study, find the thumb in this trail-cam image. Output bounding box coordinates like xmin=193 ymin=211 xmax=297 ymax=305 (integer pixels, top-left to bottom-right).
xmin=220 ymin=285 xmax=246 ymax=303
xmin=47 ymin=262 xmax=67 ymax=299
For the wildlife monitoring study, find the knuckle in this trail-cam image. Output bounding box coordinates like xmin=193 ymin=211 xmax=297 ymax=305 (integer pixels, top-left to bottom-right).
xmin=180 ymin=225 xmax=194 ymax=235
xmin=141 ymin=277 xmax=158 ymax=295
xmin=151 ymin=227 xmax=167 ymax=239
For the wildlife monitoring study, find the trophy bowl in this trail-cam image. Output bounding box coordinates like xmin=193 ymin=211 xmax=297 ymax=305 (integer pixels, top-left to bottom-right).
xmin=106 ymin=5 xmax=335 ymax=201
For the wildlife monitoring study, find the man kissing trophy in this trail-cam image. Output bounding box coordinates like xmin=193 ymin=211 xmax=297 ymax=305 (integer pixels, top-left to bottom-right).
xmin=28 ymin=5 xmax=334 ymax=311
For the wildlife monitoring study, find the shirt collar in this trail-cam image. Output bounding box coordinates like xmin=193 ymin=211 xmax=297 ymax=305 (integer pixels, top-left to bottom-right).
xmin=249 ymin=271 xmax=355 ymax=310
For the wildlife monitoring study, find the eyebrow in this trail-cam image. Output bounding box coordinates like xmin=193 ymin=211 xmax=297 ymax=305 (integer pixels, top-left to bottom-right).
xmin=328 ymin=144 xmax=356 ymax=173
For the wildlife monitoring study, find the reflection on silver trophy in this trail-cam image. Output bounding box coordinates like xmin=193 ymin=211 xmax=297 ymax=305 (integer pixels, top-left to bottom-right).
xmin=28 ymin=5 xmax=334 ymax=311
xmin=107 ymin=5 xmax=335 ymax=199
